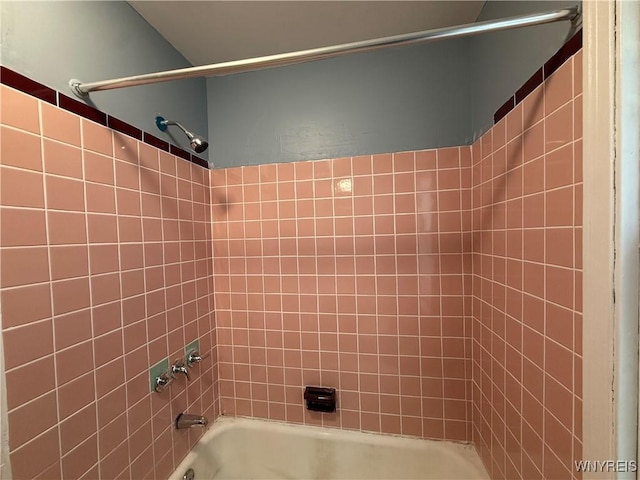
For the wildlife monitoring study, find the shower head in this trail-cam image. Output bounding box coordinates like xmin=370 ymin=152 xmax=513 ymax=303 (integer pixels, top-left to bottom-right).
xmin=155 ymin=116 xmax=209 ymax=154
xmin=187 ymin=134 xmax=209 ymax=154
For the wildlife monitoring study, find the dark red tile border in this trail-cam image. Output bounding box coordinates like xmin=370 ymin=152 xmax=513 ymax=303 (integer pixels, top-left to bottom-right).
xmin=59 ymin=94 xmax=107 ymax=126
xmin=143 ymin=132 xmax=170 ymax=152
xmin=494 ymin=28 xmax=582 ymax=125
xmin=1 ymin=66 xmax=209 ymax=169
xmin=171 ymin=144 xmax=191 ymax=161
xmin=494 ymin=97 xmax=515 ymax=124
xmin=108 ymin=116 xmax=142 ymax=140
xmin=191 ymin=156 xmax=209 ymax=169
xmin=0 ymin=66 xmax=56 ymax=105
xmin=515 ymin=67 xmax=543 ymax=104
xmin=544 ymin=30 xmax=583 ymax=79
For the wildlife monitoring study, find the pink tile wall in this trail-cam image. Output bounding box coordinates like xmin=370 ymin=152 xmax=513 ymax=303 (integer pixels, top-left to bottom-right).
xmin=0 ymin=47 xmax=582 ymax=480
xmin=470 ymin=51 xmax=583 ymax=479
xmin=0 ymin=85 xmax=219 ymax=480
xmin=210 ymin=148 xmax=473 ymax=441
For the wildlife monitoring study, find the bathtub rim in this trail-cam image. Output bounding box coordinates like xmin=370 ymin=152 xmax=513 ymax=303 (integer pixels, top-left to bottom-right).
xmin=169 ymin=415 xmax=487 ymax=480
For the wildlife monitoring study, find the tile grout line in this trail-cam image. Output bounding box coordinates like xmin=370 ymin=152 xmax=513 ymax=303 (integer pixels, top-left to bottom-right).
xmin=105 ymin=121 xmax=127 ymax=478
xmin=38 ymin=96 xmax=64 ymax=479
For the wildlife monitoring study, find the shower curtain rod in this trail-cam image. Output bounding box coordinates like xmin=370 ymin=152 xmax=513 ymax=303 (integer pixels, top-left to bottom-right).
xmin=69 ymin=5 xmax=581 ymax=97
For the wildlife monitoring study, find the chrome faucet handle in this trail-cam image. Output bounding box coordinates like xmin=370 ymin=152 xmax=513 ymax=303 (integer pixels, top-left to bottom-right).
xmin=154 ymin=371 xmax=174 ymax=393
xmin=186 ymin=349 xmax=208 ymax=368
xmin=172 ymin=359 xmax=190 ymax=381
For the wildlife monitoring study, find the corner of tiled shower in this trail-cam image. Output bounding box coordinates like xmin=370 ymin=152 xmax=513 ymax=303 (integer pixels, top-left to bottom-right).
xmin=0 ymin=43 xmax=582 ymax=480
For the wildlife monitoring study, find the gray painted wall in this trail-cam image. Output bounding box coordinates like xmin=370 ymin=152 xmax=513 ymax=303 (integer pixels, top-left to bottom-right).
xmin=469 ymin=0 xmax=580 ymax=139
xmin=1 ymin=1 xmax=579 ymax=169
xmin=206 ymin=0 xmax=579 ymax=168
xmin=207 ymin=39 xmax=470 ymax=169
xmin=0 ymin=1 xmax=208 ymax=158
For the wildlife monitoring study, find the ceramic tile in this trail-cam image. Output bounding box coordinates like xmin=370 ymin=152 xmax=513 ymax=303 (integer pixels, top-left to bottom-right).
xmin=5 ymin=356 xmax=55 ymax=410
xmin=544 ymin=59 xmax=573 ymax=115
xmin=55 ymin=340 xmax=95 ymax=386
xmin=0 ymin=283 xmax=52 ymax=328
xmin=0 ymin=85 xmax=41 ymax=134
xmin=43 ymin=140 xmax=83 ymax=179
xmin=9 ymin=427 xmax=60 ymax=480
xmin=0 ymin=247 xmax=49 ymax=288
xmin=7 ymin=391 xmax=57 ymax=449
xmin=0 ymin=167 xmax=44 ymax=208
xmin=83 ymin=119 xmax=113 ymax=156
xmin=48 ymin=244 xmax=87 ymax=281
xmin=48 ymin=211 xmax=87 ymax=245
xmin=46 ymin=175 xmax=85 ymax=211
xmin=41 ymin=102 xmax=81 ymax=146
xmin=1 ymin=126 xmax=43 ymax=172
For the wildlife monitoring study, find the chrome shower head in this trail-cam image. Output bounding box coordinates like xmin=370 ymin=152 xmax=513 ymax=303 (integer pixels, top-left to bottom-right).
xmin=155 ymin=116 xmax=209 ymax=154
xmin=185 ymin=133 xmax=209 ymax=154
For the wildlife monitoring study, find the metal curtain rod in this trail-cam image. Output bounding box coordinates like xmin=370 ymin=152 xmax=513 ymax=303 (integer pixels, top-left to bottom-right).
xmin=70 ymin=5 xmax=581 ymax=97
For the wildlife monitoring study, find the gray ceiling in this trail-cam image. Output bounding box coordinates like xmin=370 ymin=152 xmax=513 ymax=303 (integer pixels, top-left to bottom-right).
xmin=129 ymin=1 xmax=486 ymax=66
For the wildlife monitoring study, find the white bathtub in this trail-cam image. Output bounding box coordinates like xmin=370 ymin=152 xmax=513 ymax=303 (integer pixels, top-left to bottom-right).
xmin=169 ymin=417 xmax=489 ymax=480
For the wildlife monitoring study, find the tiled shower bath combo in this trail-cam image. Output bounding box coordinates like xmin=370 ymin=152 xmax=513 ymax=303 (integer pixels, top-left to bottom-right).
xmin=0 ymin=19 xmax=582 ymax=480
xmin=208 ymin=42 xmax=583 ymax=479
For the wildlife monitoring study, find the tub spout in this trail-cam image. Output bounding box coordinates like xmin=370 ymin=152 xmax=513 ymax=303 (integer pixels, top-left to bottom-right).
xmin=176 ymin=413 xmax=208 ymax=429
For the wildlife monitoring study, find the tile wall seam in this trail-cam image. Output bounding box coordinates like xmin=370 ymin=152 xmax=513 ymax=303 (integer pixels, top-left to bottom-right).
xmin=388 ymin=155 xmax=398 ymax=435
xmin=132 ymin=136 xmax=154 ymax=477
xmin=334 ymin=160 xmax=342 ymax=430
xmin=243 ymin=167 xmax=253 ymax=420
xmin=540 ymin=56 xmax=551 ymax=478
xmin=253 ymin=167 xmax=264 ymax=421
xmin=434 ymin=149 xmax=447 ymax=440
xmin=413 ymin=151 xmax=425 ymax=439
xmin=36 ymin=95 xmax=65 ymax=478
xmin=460 ymin=145 xmax=470 ymax=442
xmin=517 ymin=99 xmax=527 ymax=480
xmin=345 ymin=166 xmax=355 ymax=424
xmin=227 ymin=167 xmax=236 ymax=419
xmin=87 ymin=112 xmax=107 ymax=478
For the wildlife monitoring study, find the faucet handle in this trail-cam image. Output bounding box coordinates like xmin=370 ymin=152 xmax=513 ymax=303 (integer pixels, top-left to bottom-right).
xmin=171 ymin=359 xmax=190 ymax=381
xmin=186 ymin=349 xmax=208 ymax=368
xmin=154 ymin=371 xmax=174 ymax=393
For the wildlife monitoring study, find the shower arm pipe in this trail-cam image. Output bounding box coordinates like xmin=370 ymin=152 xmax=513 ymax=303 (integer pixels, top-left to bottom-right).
xmin=160 ymin=119 xmax=191 ymax=137
xmin=70 ymin=5 xmax=581 ymax=97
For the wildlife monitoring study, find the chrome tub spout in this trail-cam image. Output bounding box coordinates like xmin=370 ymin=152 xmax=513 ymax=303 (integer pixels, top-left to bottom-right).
xmin=176 ymin=413 xmax=208 ymax=429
